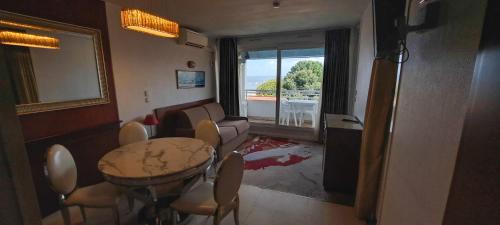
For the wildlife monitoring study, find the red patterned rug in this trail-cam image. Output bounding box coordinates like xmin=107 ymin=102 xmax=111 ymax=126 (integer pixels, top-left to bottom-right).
xmin=239 ymin=136 xmax=313 ymax=170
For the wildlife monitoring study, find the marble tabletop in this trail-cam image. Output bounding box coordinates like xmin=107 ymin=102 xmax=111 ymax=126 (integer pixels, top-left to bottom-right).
xmin=98 ymin=137 xmax=214 ymax=185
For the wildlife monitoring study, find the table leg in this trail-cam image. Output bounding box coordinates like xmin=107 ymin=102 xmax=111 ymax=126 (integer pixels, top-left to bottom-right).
xmin=148 ymin=185 xmax=158 ymax=202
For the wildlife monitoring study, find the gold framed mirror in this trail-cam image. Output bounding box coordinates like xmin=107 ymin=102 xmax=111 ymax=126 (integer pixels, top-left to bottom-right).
xmin=0 ymin=10 xmax=109 ymax=115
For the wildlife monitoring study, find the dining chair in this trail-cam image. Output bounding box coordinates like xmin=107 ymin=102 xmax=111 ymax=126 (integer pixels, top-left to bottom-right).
xmin=169 ymin=152 xmax=244 ymax=225
xmin=279 ymin=98 xmax=297 ymax=126
xmin=118 ymin=122 xmax=150 ymax=211
xmin=298 ymin=103 xmax=318 ymax=128
xmin=195 ymin=119 xmax=220 ymax=181
xmin=195 ymin=119 xmax=221 ymax=150
xmin=45 ymin=144 xmax=123 ymax=225
xmin=119 ymin=121 xmax=148 ymax=146
xmin=119 ymin=121 xmax=182 ymax=209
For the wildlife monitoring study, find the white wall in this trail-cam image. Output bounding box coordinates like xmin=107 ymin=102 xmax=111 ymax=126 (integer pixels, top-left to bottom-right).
xmin=352 ymin=1 xmax=374 ymax=122
xmin=378 ymin=0 xmax=487 ymax=225
xmin=105 ymin=2 xmax=216 ymax=122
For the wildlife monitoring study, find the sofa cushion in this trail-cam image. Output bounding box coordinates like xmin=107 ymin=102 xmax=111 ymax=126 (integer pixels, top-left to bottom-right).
xmin=181 ymin=107 xmax=211 ymax=128
xmin=203 ymin=103 xmax=226 ymax=122
xmin=218 ymin=120 xmax=249 ymax=134
xmin=218 ymin=126 xmax=238 ymax=144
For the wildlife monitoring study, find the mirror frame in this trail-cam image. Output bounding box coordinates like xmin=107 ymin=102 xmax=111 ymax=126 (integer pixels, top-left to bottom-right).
xmin=0 ymin=10 xmax=110 ymax=115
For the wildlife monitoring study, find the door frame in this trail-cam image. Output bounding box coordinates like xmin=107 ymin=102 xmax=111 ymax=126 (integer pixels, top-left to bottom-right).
xmin=241 ymin=46 xmax=325 ymax=132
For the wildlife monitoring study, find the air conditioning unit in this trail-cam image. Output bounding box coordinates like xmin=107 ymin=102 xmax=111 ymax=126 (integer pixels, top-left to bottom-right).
xmin=178 ymin=28 xmax=208 ymax=48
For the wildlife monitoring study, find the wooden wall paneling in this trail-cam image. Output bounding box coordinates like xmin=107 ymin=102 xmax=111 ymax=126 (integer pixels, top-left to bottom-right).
xmin=0 ymin=0 xmax=120 ymax=217
xmin=154 ymin=98 xmax=215 ymax=137
xmin=25 ymin=121 xmax=121 ymax=217
xmin=0 ymin=0 xmax=119 ymax=141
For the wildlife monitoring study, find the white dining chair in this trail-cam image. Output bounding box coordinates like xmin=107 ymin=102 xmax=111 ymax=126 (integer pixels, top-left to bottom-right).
xmin=195 ymin=119 xmax=220 ymax=181
xmin=169 ymin=152 xmax=244 ymax=225
xmin=118 ymin=122 xmax=150 ymax=211
xmin=45 ymin=144 xmax=123 ymax=225
xmin=280 ymin=99 xmax=297 ymax=126
xmin=298 ymin=103 xmax=318 ymax=128
xmin=195 ymin=119 xmax=221 ymax=150
xmin=119 ymin=121 xmax=183 ymax=209
xmin=119 ymin=121 xmax=148 ymax=146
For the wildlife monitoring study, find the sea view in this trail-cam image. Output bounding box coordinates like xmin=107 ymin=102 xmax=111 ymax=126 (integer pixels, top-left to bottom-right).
xmin=245 ymin=75 xmax=275 ymax=89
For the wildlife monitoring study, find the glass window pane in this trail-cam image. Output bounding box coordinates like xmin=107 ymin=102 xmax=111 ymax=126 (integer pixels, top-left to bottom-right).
xmin=279 ymin=48 xmax=324 ymax=128
xmin=239 ymin=50 xmax=277 ymax=125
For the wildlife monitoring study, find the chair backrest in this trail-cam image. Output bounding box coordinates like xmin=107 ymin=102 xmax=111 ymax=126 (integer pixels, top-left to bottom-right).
xmin=195 ymin=120 xmax=220 ymax=149
xmin=119 ymin=121 xmax=148 ymax=146
xmin=214 ymin=152 xmax=244 ymax=206
xmin=203 ymin=103 xmax=226 ymax=122
xmin=180 ymin=107 xmax=211 ymax=129
xmin=280 ymin=98 xmax=291 ymax=111
xmin=45 ymin=144 xmax=77 ymax=195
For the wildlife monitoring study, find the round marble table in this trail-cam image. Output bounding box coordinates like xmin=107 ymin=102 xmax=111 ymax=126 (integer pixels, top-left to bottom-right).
xmin=99 ymin=137 xmax=214 ymax=225
xmin=98 ymin=137 xmax=214 ymax=187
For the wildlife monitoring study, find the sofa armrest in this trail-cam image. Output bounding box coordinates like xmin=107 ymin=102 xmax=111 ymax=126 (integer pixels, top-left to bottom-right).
xmin=224 ymin=116 xmax=248 ymax=121
xmin=175 ymin=128 xmax=195 ymax=137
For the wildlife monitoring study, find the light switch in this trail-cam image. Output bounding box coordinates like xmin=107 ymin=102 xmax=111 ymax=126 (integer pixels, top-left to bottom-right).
xmin=144 ymin=90 xmax=150 ymax=103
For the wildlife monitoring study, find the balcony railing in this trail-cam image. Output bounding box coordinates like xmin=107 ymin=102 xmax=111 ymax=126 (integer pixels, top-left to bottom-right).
xmin=240 ymin=89 xmax=320 ymax=128
xmin=241 ymin=89 xmax=321 ymax=100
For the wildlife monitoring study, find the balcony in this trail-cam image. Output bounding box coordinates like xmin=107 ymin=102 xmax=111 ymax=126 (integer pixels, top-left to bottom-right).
xmin=241 ymin=89 xmax=320 ymax=128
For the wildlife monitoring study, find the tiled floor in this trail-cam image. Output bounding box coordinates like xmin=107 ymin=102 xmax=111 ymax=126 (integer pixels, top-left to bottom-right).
xmin=43 ymin=185 xmax=365 ymax=225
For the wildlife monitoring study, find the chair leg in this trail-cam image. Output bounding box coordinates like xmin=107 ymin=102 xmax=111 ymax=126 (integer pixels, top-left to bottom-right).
xmin=233 ymin=196 xmax=240 ymax=225
xmin=79 ymin=206 xmax=87 ymax=222
xmin=112 ymin=206 xmax=121 ymax=225
xmin=60 ymin=206 xmax=71 ymax=225
xmin=171 ymin=210 xmax=178 ymax=225
xmin=127 ymin=196 xmax=135 ymax=213
xmin=298 ymin=112 xmax=304 ymax=127
xmin=293 ymin=111 xmax=298 ymax=126
xmin=311 ymin=112 xmax=316 ymax=128
xmin=213 ymin=213 xmax=221 ymax=225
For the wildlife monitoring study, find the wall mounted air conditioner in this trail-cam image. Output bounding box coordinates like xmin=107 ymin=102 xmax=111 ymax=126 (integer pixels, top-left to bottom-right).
xmin=178 ymin=28 xmax=208 ymax=48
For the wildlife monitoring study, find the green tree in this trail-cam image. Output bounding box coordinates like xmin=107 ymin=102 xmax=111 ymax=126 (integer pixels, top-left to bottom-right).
xmin=283 ymin=61 xmax=323 ymax=90
xmin=256 ymin=79 xmax=276 ymax=96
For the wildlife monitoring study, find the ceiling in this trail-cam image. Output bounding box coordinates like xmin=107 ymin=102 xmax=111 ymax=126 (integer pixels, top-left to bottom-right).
xmin=106 ymin=0 xmax=370 ymax=37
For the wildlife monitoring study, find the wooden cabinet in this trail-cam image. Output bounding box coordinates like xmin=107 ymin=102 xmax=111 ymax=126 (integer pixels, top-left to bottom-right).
xmin=323 ymin=114 xmax=362 ymax=195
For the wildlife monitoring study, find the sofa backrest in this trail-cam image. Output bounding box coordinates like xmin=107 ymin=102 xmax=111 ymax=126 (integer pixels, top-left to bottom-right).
xmin=203 ymin=103 xmax=226 ymax=122
xmin=179 ymin=107 xmax=211 ymax=128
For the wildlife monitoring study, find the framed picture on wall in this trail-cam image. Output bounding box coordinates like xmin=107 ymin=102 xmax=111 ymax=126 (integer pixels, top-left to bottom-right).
xmin=176 ymin=70 xmax=205 ymax=89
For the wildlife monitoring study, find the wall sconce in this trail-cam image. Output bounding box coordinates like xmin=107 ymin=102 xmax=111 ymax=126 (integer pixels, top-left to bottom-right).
xmin=187 ymin=60 xmax=196 ymax=68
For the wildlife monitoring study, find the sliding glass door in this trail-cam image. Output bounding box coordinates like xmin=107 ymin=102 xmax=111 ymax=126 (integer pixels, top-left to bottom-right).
xmin=240 ymin=48 xmax=324 ymax=130
xmin=279 ymin=48 xmax=324 ymax=128
xmin=240 ymin=50 xmax=278 ymax=125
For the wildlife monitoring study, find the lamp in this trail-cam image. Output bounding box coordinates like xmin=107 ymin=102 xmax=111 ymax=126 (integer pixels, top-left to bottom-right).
xmin=143 ymin=114 xmax=159 ymax=137
xmin=121 ymin=8 xmax=179 ymax=38
xmin=0 ymin=20 xmax=52 ymax=32
xmin=0 ymin=31 xmax=59 ymax=49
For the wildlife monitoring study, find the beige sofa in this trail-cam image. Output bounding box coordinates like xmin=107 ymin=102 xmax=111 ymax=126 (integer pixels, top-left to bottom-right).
xmin=176 ymin=103 xmax=249 ymax=159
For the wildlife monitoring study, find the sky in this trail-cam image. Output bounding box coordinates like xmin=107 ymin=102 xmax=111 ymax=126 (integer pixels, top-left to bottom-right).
xmin=244 ymin=57 xmax=324 ymax=89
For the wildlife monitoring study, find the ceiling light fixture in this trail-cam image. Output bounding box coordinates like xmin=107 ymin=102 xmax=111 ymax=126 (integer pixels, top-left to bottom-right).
xmin=121 ymin=8 xmax=179 ymax=38
xmin=0 ymin=20 xmax=52 ymax=31
xmin=0 ymin=31 xmax=59 ymax=49
xmin=273 ymin=0 xmax=280 ymax=8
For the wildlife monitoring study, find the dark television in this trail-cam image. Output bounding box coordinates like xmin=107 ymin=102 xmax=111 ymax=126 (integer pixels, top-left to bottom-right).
xmin=373 ymin=0 xmax=407 ymax=58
